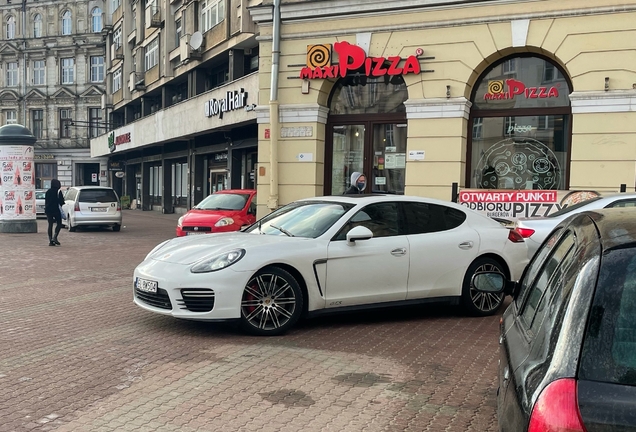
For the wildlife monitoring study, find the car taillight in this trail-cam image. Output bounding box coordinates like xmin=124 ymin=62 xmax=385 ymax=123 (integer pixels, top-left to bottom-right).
xmin=508 ymin=229 xmax=525 ymax=243
xmin=117 ymin=203 xmax=121 ymax=211
xmin=528 ymin=379 xmax=587 ymax=432
xmin=74 ymin=202 xmax=80 ymax=212
xmin=516 ymin=227 xmax=535 ymax=238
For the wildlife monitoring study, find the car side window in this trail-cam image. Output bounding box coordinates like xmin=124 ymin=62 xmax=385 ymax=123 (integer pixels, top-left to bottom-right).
xmin=334 ymin=202 xmax=401 ymax=241
xmin=606 ymin=199 xmax=636 ymax=208
xmin=515 ymin=228 xmax=564 ymax=308
xmin=66 ymin=189 xmax=77 ymax=201
xmin=520 ymin=232 xmax=576 ymax=332
xmin=402 ymin=202 xmax=466 ymax=234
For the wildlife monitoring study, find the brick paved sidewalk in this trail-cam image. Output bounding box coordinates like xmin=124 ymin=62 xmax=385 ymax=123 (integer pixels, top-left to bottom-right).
xmin=0 ymin=210 xmax=501 ymax=432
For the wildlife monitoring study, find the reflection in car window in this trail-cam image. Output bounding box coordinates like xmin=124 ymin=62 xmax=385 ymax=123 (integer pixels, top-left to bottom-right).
xmin=581 ymin=246 xmax=636 ymax=387
xmin=78 ymin=189 xmax=118 ymax=203
xmin=520 ymin=232 xmax=575 ymax=331
xmin=35 ymin=191 xmax=46 ymax=199
xmin=402 ymin=202 xmax=466 ymax=234
xmin=195 ymin=193 xmax=249 ymax=211
xmin=335 ymin=202 xmax=400 ymax=240
xmin=245 ymin=201 xmax=353 ymax=239
xmin=607 ymin=200 xmax=636 ymax=208
xmin=547 ymin=197 xmax=602 ymax=218
xmin=516 ymin=228 xmax=563 ymax=308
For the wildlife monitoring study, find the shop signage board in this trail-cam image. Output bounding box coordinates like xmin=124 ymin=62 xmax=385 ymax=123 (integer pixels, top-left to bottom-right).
xmin=108 ymin=160 xmax=125 ymax=171
xmin=0 ymin=145 xmax=36 ymax=221
xmin=458 ymin=189 xmax=600 ymax=221
xmin=301 ymin=41 xmax=423 ymax=79
xmin=108 ymin=131 xmax=132 ymax=153
xmin=204 ymin=88 xmax=249 ymax=119
xmin=484 ymin=79 xmax=560 ymax=101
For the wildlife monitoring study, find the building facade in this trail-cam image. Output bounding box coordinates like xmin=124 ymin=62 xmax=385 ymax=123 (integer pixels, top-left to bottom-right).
xmin=0 ymin=0 xmax=107 ymax=189
xmin=90 ymin=0 xmax=261 ymax=214
xmin=249 ymin=0 xmax=636 ymax=218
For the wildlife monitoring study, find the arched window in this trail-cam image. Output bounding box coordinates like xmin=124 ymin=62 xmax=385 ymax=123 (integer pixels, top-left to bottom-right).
xmin=468 ymin=55 xmax=572 ymax=190
xmin=6 ymin=15 xmax=16 ymax=39
xmin=61 ymin=10 xmax=71 ymax=35
xmin=33 ymin=14 xmax=42 ymax=38
xmin=91 ymin=8 xmax=102 ymax=33
xmin=326 ymin=75 xmax=409 ymax=195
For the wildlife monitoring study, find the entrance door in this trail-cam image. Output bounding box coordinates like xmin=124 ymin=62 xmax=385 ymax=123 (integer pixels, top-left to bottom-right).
xmin=209 ymin=169 xmax=227 ymax=194
xmin=327 ymin=121 xmax=406 ymax=195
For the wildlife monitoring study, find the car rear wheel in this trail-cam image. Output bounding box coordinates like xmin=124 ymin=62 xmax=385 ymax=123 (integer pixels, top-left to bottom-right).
xmin=113 ymin=224 xmax=121 ymax=232
xmin=240 ymin=267 xmax=303 ymax=336
xmin=68 ymin=217 xmax=76 ymax=232
xmin=461 ymin=257 xmax=505 ymax=316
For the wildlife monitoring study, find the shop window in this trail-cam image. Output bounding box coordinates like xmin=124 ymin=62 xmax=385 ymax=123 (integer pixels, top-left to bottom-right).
xmin=469 ymin=56 xmax=572 ymax=191
xmin=36 ymin=163 xmax=57 ymax=189
xmin=172 ymin=162 xmax=188 ymax=207
xmin=149 ymin=165 xmax=162 ymax=206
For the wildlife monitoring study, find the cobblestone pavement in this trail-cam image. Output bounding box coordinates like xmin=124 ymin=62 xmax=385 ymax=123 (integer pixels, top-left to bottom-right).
xmin=0 ymin=210 xmax=503 ymax=432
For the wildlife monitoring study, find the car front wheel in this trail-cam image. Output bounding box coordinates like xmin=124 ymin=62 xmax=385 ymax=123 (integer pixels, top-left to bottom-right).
xmin=461 ymin=257 xmax=505 ymax=316
xmin=240 ymin=267 xmax=303 ymax=336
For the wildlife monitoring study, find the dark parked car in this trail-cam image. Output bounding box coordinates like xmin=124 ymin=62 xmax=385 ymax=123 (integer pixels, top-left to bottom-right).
xmin=473 ymin=208 xmax=636 ymax=432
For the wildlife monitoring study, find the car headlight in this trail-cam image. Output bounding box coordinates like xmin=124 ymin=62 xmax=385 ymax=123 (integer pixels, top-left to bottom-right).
xmin=190 ymin=249 xmax=245 ymax=273
xmin=145 ymin=239 xmax=171 ymax=260
xmin=177 ymin=216 xmax=185 ymax=227
xmin=214 ymin=217 xmax=235 ymax=227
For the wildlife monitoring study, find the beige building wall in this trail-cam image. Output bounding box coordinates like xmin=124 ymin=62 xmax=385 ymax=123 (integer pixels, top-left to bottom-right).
xmin=253 ymin=0 xmax=636 ymax=214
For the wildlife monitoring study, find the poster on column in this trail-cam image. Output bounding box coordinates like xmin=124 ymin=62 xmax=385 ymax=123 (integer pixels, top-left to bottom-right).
xmin=458 ymin=189 xmax=601 ymax=222
xmin=0 ymin=145 xmax=36 ymax=220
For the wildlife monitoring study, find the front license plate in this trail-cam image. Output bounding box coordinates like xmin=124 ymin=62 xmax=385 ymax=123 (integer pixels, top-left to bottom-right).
xmin=136 ymin=278 xmax=158 ymax=293
xmin=91 ymin=207 xmax=107 ymax=212
xmin=186 ymin=232 xmax=205 ymax=235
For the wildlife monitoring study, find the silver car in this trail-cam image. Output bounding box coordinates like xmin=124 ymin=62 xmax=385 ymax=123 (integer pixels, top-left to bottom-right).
xmin=514 ymin=192 xmax=636 ymax=258
xmin=35 ymin=189 xmax=46 ymax=217
xmin=62 ymin=186 xmax=123 ymax=232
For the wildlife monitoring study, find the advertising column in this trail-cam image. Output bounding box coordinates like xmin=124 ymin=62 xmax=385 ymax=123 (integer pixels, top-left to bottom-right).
xmin=0 ymin=124 xmax=38 ymax=233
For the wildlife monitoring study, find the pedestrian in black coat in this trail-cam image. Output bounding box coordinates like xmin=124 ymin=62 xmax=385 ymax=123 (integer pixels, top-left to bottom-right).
xmin=45 ymin=179 xmax=65 ymax=246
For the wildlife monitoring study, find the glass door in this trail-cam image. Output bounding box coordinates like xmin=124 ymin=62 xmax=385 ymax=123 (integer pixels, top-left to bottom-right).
xmin=372 ymin=124 xmax=407 ymax=194
xmin=209 ymin=169 xmax=227 ymax=194
xmin=330 ymin=124 xmax=365 ymax=195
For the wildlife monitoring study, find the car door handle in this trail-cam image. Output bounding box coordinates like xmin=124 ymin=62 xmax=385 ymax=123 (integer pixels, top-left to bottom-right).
xmin=459 ymin=241 xmax=474 ymax=250
xmin=503 ymin=366 xmax=510 ymax=383
xmin=391 ymin=248 xmax=407 ymax=256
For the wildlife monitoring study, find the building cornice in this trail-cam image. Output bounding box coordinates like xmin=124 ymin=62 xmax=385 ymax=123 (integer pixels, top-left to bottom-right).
xmin=256 ymin=104 xmax=330 ymax=124
xmin=405 ymin=97 xmax=471 ymax=120
xmin=570 ymin=91 xmax=636 ymax=114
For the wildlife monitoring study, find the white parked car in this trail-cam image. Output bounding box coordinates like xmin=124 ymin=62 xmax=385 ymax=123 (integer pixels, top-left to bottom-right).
xmin=35 ymin=189 xmax=46 ymax=217
xmin=62 ymin=186 xmax=123 ymax=232
xmin=515 ymin=192 xmax=636 ymax=259
xmin=134 ymin=195 xmax=529 ymax=335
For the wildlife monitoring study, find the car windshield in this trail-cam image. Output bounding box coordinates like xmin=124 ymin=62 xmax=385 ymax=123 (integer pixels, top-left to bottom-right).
xmin=194 ymin=193 xmax=249 ymax=211
xmin=580 ymin=245 xmax=636 ymax=387
xmin=245 ymin=201 xmax=354 ymax=239
xmin=547 ymin=197 xmax=603 ymax=218
xmin=35 ymin=191 xmax=46 ymax=199
xmin=78 ymin=189 xmax=118 ymax=203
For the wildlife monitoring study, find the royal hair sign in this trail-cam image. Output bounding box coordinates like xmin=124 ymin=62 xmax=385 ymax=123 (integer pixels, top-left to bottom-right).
xmin=300 ymin=41 xmax=422 ymax=79
xmin=204 ymin=88 xmax=249 ymax=119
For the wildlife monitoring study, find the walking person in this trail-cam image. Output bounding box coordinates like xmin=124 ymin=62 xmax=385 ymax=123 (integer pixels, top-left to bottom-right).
xmin=344 ymin=171 xmax=367 ymax=194
xmin=45 ymin=179 xmax=65 ymax=246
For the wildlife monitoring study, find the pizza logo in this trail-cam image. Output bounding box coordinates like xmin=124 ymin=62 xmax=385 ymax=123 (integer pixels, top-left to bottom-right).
xmin=307 ymin=44 xmax=332 ymax=69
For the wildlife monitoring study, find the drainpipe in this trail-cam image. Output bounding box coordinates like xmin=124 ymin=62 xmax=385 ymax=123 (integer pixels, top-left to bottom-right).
xmin=268 ymin=0 xmax=281 ymax=210
xmin=21 ymin=0 xmax=27 ymax=125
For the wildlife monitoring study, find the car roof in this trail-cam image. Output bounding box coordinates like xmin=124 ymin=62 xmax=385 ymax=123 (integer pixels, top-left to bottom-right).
xmin=583 ymin=208 xmax=636 ymax=250
xmin=71 ymin=186 xmax=116 ymax=190
xmin=216 ymin=189 xmax=256 ymax=194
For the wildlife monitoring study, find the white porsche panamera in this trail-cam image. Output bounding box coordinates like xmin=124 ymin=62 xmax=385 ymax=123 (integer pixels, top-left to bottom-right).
xmin=133 ymin=195 xmax=529 ymax=335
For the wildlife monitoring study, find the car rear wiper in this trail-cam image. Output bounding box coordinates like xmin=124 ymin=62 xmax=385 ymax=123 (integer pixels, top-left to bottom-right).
xmin=269 ymin=224 xmax=294 ymax=237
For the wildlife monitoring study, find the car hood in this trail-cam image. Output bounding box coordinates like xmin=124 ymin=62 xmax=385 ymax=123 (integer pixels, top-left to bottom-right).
xmin=181 ymin=209 xmax=241 ymax=225
xmin=149 ymin=232 xmax=305 ymax=265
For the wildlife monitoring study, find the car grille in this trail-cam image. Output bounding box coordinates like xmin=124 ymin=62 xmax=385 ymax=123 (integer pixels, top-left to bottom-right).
xmin=182 ymin=226 xmax=212 ymax=232
xmin=135 ymin=287 xmax=172 ymax=310
xmin=177 ymin=288 xmax=215 ymax=312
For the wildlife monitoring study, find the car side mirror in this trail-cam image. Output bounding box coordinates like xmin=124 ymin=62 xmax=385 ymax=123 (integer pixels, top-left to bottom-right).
xmin=346 ymin=226 xmax=373 ymax=245
xmin=472 ymin=272 xmax=506 ymax=294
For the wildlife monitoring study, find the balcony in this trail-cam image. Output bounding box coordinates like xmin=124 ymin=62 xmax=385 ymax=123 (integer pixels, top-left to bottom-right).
xmin=148 ymin=5 xmax=163 ymax=28
xmin=114 ymin=46 xmax=124 ymax=60
xmin=129 ymin=72 xmax=145 ymax=92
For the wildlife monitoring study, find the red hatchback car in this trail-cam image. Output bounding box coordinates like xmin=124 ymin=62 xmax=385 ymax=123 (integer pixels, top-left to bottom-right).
xmin=176 ymin=189 xmax=257 ymax=237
